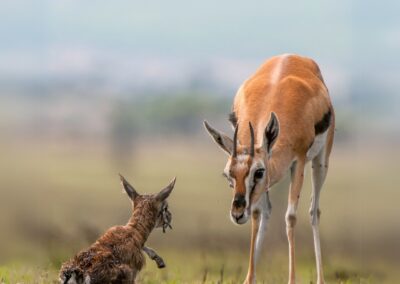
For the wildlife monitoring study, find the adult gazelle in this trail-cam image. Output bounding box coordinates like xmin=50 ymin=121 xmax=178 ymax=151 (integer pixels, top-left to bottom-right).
xmin=204 ymin=54 xmax=334 ymax=284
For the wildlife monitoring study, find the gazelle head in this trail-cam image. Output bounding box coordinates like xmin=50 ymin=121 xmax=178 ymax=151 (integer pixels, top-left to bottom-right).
xmin=204 ymin=113 xmax=279 ymax=225
xmin=119 ymin=174 xmax=175 ymax=231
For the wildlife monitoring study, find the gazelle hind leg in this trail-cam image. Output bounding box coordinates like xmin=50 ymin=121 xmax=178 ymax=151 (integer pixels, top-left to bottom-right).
xmin=310 ymin=146 xmax=329 ymax=284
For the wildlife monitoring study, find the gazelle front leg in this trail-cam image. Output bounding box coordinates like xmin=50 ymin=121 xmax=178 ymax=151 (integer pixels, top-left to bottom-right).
xmin=286 ymin=158 xmax=306 ymax=284
xmin=244 ymin=192 xmax=271 ymax=284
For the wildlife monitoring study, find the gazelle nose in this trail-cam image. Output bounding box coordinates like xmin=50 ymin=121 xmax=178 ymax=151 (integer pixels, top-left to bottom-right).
xmin=233 ymin=194 xmax=246 ymax=208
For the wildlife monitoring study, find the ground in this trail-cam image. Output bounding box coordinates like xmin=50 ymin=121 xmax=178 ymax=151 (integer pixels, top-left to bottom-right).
xmin=0 ymin=139 xmax=398 ymax=283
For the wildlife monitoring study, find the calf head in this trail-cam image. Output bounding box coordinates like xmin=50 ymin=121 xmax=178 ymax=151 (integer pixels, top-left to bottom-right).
xmin=119 ymin=174 xmax=175 ymax=231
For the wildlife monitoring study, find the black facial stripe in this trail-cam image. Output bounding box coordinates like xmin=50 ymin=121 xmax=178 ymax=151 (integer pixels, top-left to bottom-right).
xmin=250 ymin=183 xmax=256 ymax=194
xmin=250 ymin=168 xmax=266 ymax=196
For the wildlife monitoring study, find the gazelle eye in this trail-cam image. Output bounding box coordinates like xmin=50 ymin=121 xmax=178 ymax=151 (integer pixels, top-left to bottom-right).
xmin=254 ymin=169 xmax=265 ymax=181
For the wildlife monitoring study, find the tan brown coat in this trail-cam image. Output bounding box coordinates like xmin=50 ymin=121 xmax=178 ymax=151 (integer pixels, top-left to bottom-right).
xmin=204 ymin=54 xmax=334 ymax=284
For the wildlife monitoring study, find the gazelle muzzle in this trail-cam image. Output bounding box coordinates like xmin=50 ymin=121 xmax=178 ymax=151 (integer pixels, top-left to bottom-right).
xmin=231 ymin=194 xmax=249 ymax=224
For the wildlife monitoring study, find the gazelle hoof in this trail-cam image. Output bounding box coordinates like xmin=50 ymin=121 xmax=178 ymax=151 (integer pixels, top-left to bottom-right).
xmin=243 ymin=278 xmax=255 ymax=284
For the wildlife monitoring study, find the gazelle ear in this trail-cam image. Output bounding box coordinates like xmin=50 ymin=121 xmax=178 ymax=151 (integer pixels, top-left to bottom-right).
xmin=156 ymin=177 xmax=176 ymax=202
xmin=119 ymin=174 xmax=139 ymax=201
xmin=262 ymin=112 xmax=280 ymax=156
xmin=203 ymin=121 xmax=233 ymax=155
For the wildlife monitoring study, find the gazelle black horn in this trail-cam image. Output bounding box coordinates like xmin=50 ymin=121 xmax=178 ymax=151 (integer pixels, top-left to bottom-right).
xmin=232 ymin=124 xmax=239 ymax=157
xmin=249 ymin=122 xmax=255 ymax=157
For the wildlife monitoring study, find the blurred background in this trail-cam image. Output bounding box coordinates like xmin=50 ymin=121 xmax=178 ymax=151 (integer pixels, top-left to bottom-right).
xmin=0 ymin=0 xmax=399 ymax=283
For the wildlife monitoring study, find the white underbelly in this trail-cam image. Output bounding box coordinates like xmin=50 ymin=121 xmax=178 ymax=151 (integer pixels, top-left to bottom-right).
xmin=306 ymin=131 xmax=328 ymax=161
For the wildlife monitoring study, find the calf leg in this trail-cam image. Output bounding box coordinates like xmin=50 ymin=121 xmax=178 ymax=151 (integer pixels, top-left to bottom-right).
xmin=143 ymin=246 xmax=166 ymax=268
xmin=110 ymin=264 xmax=135 ymax=284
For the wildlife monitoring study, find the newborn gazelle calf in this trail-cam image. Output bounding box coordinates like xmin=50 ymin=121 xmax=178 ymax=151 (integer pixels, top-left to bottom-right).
xmin=59 ymin=175 xmax=175 ymax=284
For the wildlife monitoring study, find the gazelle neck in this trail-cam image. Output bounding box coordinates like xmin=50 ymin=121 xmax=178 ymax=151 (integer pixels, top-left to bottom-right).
xmin=267 ymin=144 xmax=294 ymax=188
xmin=126 ymin=207 xmax=157 ymax=247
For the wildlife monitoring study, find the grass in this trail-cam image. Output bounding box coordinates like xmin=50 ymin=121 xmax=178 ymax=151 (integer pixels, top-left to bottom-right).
xmin=0 ymin=250 xmax=390 ymax=283
xmin=0 ymin=138 xmax=399 ymax=283
xmin=0 ymin=264 xmax=58 ymax=284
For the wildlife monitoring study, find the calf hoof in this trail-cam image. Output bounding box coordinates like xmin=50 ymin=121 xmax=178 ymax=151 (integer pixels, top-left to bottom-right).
xmin=154 ymin=257 xmax=166 ymax=269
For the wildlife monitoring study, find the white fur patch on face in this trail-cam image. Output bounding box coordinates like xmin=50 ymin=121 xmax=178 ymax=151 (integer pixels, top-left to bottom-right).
xmin=235 ymin=154 xmax=248 ymax=170
xmin=223 ymin=160 xmax=232 ymax=179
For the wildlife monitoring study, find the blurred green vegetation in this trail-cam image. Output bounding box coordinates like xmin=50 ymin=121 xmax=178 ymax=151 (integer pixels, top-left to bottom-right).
xmin=108 ymin=93 xmax=230 ymax=165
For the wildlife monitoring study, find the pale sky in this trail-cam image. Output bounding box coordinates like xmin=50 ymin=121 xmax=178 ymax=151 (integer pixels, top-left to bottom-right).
xmin=0 ymin=0 xmax=399 ymax=102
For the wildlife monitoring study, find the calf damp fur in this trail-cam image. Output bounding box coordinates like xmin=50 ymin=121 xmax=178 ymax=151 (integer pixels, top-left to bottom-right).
xmin=59 ymin=175 xmax=176 ymax=284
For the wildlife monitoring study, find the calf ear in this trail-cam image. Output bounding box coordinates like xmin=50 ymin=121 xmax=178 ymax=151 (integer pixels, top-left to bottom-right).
xmin=203 ymin=121 xmax=233 ymax=155
xmin=262 ymin=112 xmax=280 ymax=156
xmin=156 ymin=177 xmax=176 ymax=202
xmin=119 ymin=174 xmax=139 ymax=200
